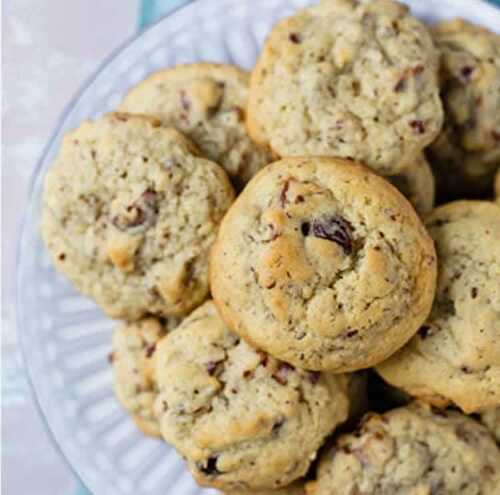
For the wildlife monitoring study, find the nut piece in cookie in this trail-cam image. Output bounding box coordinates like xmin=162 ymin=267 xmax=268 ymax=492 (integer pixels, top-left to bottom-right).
xmin=427 ymin=19 xmax=500 ymax=201
xmin=211 ymin=157 xmax=437 ymax=372
xmin=247 ymin=0 xmax=443 ymax=174
xmin=110 ymin=316 xmax=180 ymax=436
xmin=308 ymin=401 xmax=500 ymax=495
xmin=377 ymin=201 xmax=500 ymax=413
xmin=41 ymin=112 xmax=234 ymax=319
xmin=154 ymin=301 xmax=349 ymax=491
xmin=119 ymin=63 xmax=273 ymax=190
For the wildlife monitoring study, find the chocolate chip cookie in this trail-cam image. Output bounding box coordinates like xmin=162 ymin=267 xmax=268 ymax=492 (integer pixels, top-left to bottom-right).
xmin=247 ymin=0 xmax=443 ymax=174
xmin=385 ymin=154 xmax=435 ymax=216
xmin=211 ymin=157 xmax=437 ymax=372
xmin=308 ymin=401 xmax=500 ymax=495
xmin=427 ymin=19 xmax=500 ymax=201
xmin=154 ymin=301 xmax=349 ymax=491
xmin=110 ymin=316 xmax=179 ymax=436
xmin=377 ymin=200 xmax=500 ymax=413
xmin=41 ymin=113 xmax=234 ymax=319
xmin=119 ymin=63 xmax=273 ymax=189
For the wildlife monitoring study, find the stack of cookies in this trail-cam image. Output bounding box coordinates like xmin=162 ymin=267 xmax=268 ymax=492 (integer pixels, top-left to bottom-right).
xmin=41 ymin=1 xmax=500 ymax=493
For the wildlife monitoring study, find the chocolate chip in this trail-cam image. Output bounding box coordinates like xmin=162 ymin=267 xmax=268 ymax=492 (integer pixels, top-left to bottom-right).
xmin=289 ymin=33 xmax=302 ymax=44
xmin=409 ymin=120 xmax=426 ymax=134
xmin=272 ymin=362 xmax=295 ymax=385
xmin=307 ymin=371 xmax=321 ymax=384
xmin=272 ymin=418 xmax=285 ymax=434
xmin=145 ymin=343 xmax=156 ymax=358
xmin=180 ymin=90 xmax=190 ymax=111
xmin=418 ymin=326 xmax=431 ymax=339
xmin=258 ymin=351 xmax=268 ymax=367
xmin=460 ymin=66 xmax=474 ymax=81
xmin=205 ymin=360 xmax=222 ymax=376
xmin=460 ymin=366 xmax=472 ymax=374
xmin=199 ymin=456 xmax=221 ymax=476
xmin=58 ymin=253 xmax=66 ymax=261
xmin=243 ymin=369 xmax=253 ymax=379
xmin=280 ymin=180 xmax=290 ymax=207
xmin=471 ymin=287 xmax=478 ymax=299
xmin=346 ymin=329 xmax=359 ymax=338
xmin=91 ymin=150 xmax=97 ymax=159
xmin=107 ymin=352 xmax=115 ymax=363
xmin=301 ymin=221 xmax=311 ymax=236
xmin=111 ymin=189 xmax=158 ymax=232
xmin=394 ymin=78 xmax=407 ymax=92
xmin=311 ymin=216 xmax=354 ymax=254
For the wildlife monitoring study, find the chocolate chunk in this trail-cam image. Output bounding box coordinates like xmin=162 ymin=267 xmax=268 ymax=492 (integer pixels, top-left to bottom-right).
xmin=394 ymin=78 xmax=407 ymax=92
xmin=58 ymin=253 xmax=66 ymax=261
xmin=180 ymin=90 xmax=190 ymax=111
xmin=301 ymin=221 xmax=311 ymax=236
xmin=307 ymin=371 xmax=321 ymax=384
xmin=272 ymin=418 xmax=285 ymax=435
xmin=418 ymin=325 xmax=431 ymax=339
xmin=289 ymin=33 xmax=302 ymax=44
xmin=409 ymin=120 xmax=426 ymax=134
xmin=460 ymin=66 xmax=474 ymax=81
xmin=471 ymin=287 xmax=478 ymax=299
xmin=280 ymin=180 xmax=290 ymax=207
xmin=112 ymin=189 xmax=158 ymax=232
xmin=145 ymin=343 xmax=156 ymax=358
xmin=272 ymin=362 xmax=295 ymax=385
xmin=346 ymin=329 xmax=359 ymax=338
xmin=205 ymin=361 xmax=222 ymax=376
xmin=199 ymin=456 xmax=221 ymax=476
xmin=311 ymin=216 xmax=354 ymax=254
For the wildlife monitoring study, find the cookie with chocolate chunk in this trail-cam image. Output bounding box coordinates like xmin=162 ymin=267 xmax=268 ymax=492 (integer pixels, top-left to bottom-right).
xmin=154 ymin=301 xmax=349 ymax=491
xmin=41 ymin=112 xmax=234 ymax=319
xmin=428 ymin=19 xmax=500 ymax=201
xmin=308 ymin=402 xmax=500 ymax=495
xmin=111 ymin=316 xmax=179 ymax=436
xmin=210 ymin=157 xmax=437 ymax=372
xmin=119 ymin=63 xmax=273 ymax=189
xmin=247 ymin=0 xmax=443 ymax=174
xmin=377 ymin=201 xmax=500 ymax=413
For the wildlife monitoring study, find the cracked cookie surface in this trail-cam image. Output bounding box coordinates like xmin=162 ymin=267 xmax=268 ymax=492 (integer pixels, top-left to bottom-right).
xmin=308 ymin=401 xmax=500 ymax=495
xmin=377 ymin=201 xmax=500 ymax=413
xmin=111 ymin=316 xmax=179 ymax=436
xmin=154 ymin=301 xmax=349 ymax=491
xmin=41 ymin=113 xmax=234 ymax=319
xmin=427 ymin=19 xmax=500 ymax=200
xmin=247 ymin=0 xmax=443 ymax=174
xmin=385 ymin=153 xmax=435 ymax=216
xmin=119 ymin=63 xmax=273 ymax=190
xmin=210 ymin=157 xmax=437 ymax=372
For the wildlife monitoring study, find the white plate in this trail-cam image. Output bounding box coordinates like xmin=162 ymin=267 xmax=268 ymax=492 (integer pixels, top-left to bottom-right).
xmin=17 ymin=1 xmax=500 ymax=494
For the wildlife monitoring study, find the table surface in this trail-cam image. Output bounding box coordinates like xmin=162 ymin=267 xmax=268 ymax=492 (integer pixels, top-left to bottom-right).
xmin=2 ymin=0 xmax=499 ymax=493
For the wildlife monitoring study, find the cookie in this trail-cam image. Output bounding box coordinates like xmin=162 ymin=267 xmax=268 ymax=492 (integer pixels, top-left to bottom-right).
xmin=385 ymin=154 xmax=435 ymax=216
xmin=154 ymin=301 xmax=349 ymax=491
xmin=41 ymin=112 xmax=234 ymax=319
xmin=308 ymin=401 xmax=500 ymax=495
xmin=480 ymin=408 xmax=500 ymax=444
xmin=110 ymin=317 xmax=179 ymax=436
xmin=427 ymin=19 xmax=500 ymax=201
xmin=119 ymin=63 xmax=273 ymax=189
xmin=377 ymin=201 xmax=500 ymax=413
xmin=247 ymin=0 xmax=443 ymax=175
xmin=223 ymin=481 xmax=306 ymax=495
xmin=210 ymin=157 xmax=437 ymax=372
